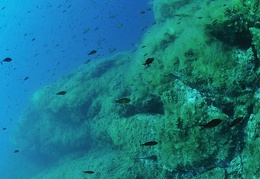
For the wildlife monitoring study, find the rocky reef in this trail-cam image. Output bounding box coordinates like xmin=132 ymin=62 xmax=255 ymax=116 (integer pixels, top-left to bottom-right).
xmin=14 ymin=0 xmax=260 ymax=178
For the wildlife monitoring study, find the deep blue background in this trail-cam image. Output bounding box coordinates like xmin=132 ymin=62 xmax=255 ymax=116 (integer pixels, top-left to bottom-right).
xmin=0 ymin=0 xmax=154 ymax=178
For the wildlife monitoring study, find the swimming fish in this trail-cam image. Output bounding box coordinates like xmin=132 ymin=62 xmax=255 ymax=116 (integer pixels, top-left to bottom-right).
xmin=56 ymin=91 xmax=67 ymax=95
xmin=116 ymin=23 xmax=123 ymax=28
xmin=14 ymin=150 xmax=19 ymax=153
xmin=140 ymin=141 xmax=158 ymax=146
xmin=1 ymin=57 xmax=12 ymax=64
xmin=82 ymin=171 xmax=94 ymax=174
xmin=88 ymin=50 xmax=97 ymax=55
xmin=199 ymin=119 xmax=222 ymax=130
xmin=23 ymin=76 xmax=29 ymax=81
xmin=143 ymin=58 xmax=154 ymax=66
xmin=136 ymin=155 xmax=158 ymax=161
xmin=115 ymin=98 xmax=131 ymax=104
xmin=2 ymin=127 xmax=6 ymax=130
xmin=229 ymin=117 xmax=244 ymax=127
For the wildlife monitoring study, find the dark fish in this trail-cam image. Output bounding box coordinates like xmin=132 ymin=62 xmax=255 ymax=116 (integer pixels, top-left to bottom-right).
xmin=2 ymin=57 xmax=12 ymax=62
xmin=14 ymin=150 xmax=19 ymax=153
xmin=56 ymin=91 xmax=67 ymax=95
xmin=23 ymin=76 xmax=29 ymax=81
xmin=229 ymin=117 xmax=244 ymax=127
xmin=140 ymin=141 xmax=158 ymax=146
xmin=2 ymin=127 xmax=6 ymax=130
xmin=82 ymin=171 xmax=94 ymax=174
xmin=140 ymin=11 xmax=146 ymax=14
xmin=199 ymin=119 xmax=222 ymax=130
xmin=31 ymin=38 xmax=35 ymax=41
xmin=88 ymin=50 xmax=97 ymax=55
xmin=143 ymin=58 xmax=154 ymax=66
xmin=115 ymin=98 xmax=131 ymax=104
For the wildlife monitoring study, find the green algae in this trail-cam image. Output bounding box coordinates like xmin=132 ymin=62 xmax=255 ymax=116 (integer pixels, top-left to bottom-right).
xmin=13 ymin=0 xmax=260 ymax=178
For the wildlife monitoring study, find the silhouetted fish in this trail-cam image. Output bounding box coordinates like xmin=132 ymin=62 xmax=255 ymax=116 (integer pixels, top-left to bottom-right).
xmin=143 ymin=58 xmax=154 ymax=66
xmin=199 ymin=119 xmax=222 ymax=130
xmin=56 ymin=91 xmax=67 ymax=95
xmin=14 ymin=150 xmax=19 ymax=153
xmin=1 ymin=57 xmax=12 ymax=64
xmin=88 ymin=50 xmax=97 ymax=55
xmin=115 ymin=98 xmax=131 ymax=104
xmin=140 ymin=141 xmax=158 ymax=146
xmin=82 ymin=171 xmax=94 ymax=174
xmin=23 ymin=76 xmax=29 ymax=81
xmin=2 ymin=127 xmax=6 ymax=130
xmin=229 ymin=117 xmax=244 ymax=127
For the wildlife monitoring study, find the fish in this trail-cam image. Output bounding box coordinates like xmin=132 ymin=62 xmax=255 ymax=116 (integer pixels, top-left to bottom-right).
xmin=143 ymin=58 xmax=154 ymax=66
xmin=229 ymin=117 xmax=244 ymax=127
xmin=14 ymin=150 xmax=19 ymax=153
xmin=56 ymin=91 xmax=67 ymax=95
xmin=115 ymin=98 xmax=131 ymax=104
xmin=140 ymin=141 xmax=158 ymax=146
xmin=82 ymin=171 xmax=94 ymax=174
xmin=136 ymin=155 xmax=158 ymax=161
xmin=2 ymin=127 xmax=6 ymax=130
xmin=116 ymin=23 xmax=123 ymax=28
xmin=23 ymin=76 xmax=29 ymax=81
xmin=88 ymin=50 xmax=97 ymax=55
xmin=199 ymin=119 xmax=222 ymax=130
xmin=2 ymin=57 xmax=12 ymax=62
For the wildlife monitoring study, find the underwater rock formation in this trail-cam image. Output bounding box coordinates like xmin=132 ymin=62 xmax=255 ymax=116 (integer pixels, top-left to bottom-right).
xmin=14 ymin=0 xmax=260 ymax=178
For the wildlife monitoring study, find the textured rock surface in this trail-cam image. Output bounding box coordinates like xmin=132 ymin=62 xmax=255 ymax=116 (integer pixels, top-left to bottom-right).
xmin=14 ymin=0 xmax=260 ymax=178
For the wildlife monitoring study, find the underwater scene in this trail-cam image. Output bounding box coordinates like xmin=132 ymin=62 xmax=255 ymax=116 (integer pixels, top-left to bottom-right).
xmin=1 ymin=0 xmax=260 ymax=178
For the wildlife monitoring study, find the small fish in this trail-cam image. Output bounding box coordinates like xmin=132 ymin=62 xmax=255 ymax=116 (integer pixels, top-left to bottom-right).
xmin=56 ymin=91 xmax=67 ymax=95
xmin=14 ymin=150 xmax=19 ymax=153
xmin=88 ymin=50 xmax=97 ymax=55
xmin=2 ymin=57 xmax=12 ymax=62
xmin=23 ymin=76 xmax=29 ymax=81
xmin=2 ymin=127 xmax=6 ymax=130
xmin=143 ymin=58 xmax=154 ymax=66
xmin=199 ymin=119 xmax=222 ymax=130
xmin=115 ymin=98 xmax=131 ymax=104
xmin=140 ymin=141 xmax=158 ymax=146
xmin=116 ymin=23 xmax=123 ymax=28
xmin=229 ymin=117 xmax=244 ymax=127
xmin=137 ymin=155 xmax=158 ymax=161
xmin=31 ymin=38 xmax=36 ymax=41
xmin=82 ymin=171 xmax=94 ymax=174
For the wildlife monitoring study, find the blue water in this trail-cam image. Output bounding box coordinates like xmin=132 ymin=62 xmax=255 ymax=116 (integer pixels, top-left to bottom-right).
xmin=0 ymin=0 xmax=154 ymax=178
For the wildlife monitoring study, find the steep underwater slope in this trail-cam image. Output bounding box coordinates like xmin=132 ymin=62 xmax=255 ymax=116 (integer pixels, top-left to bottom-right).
xmin=14 ymin=0 xmax=260 ymax=178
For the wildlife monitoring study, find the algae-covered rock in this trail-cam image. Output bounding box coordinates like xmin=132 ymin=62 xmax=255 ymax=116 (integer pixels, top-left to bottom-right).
xmin=14 ymin=0 xmax=260 ymax=178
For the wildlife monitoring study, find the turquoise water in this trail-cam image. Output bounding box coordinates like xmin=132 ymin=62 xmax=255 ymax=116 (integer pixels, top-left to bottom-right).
xmin=1 ymin=0 xmax=260 ymax=178
xmin=0 ymin=0 xmax=154 ymax=178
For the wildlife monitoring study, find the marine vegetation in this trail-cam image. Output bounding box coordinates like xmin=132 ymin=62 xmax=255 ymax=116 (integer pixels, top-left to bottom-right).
xmin=13 ymin=0 xmax=260 ymax=178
